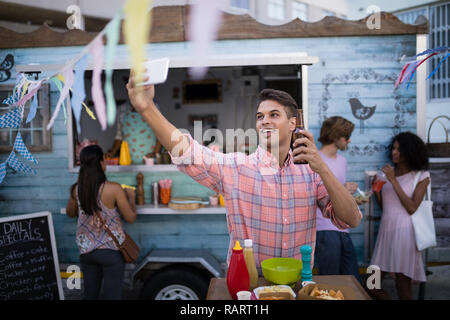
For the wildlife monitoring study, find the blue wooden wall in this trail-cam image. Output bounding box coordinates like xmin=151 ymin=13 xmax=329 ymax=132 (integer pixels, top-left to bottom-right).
xmin=0 ymin=34 xmax=417 ymax=266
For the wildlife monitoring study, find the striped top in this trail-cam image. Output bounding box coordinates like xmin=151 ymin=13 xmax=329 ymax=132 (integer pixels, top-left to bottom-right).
xmin=171 ymin=135 xmax=361 ymax=269
xmin=75 ymin=184 xmax=125 ymax=255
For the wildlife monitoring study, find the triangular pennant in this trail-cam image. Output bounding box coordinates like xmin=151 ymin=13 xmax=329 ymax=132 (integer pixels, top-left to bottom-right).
xmin=0 ymin=161 xmax=6 ymax=184
xmin=26 ymin=91 xmax=39 ymax=123
xmin=0 ymin=106 xmax=23 ymax=129
xmin=7 ymin=150 xmax=36 ymax=175
xmin=13 ymin=132 xmax=38 ymax=164
xmin=90 ymin=37 xmax=107 ymax=130
xmin=2 ymin=74 xmax=26 ymax=106
xmin=13 ymin=79 xmax=42 ymax=107
xmin=105 ymin=10 xmax=122 ymax=126
xmin=51 ymin=77 xmax=67 ymax=123
xmin=47 ymin=67 xmax=74 ymax=130
xmin=427 ymin=53 xmax=450 ymax=80
xmin=71 ymin=55 xmax=88 ymax=134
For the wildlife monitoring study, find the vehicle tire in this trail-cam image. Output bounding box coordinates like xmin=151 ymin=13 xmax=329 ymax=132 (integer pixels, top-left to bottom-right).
xmin=140 ymin=266 xmax=210 ymax=300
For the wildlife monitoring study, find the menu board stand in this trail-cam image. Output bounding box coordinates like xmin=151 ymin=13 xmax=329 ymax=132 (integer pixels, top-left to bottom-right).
xmin=0 ymin=211 xmax=64 ymax=300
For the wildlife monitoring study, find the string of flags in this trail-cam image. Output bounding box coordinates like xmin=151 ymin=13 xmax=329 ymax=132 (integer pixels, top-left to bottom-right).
xmin=0 ymin=0 xmax=153 ymax=183
xmin=1 ymin=0 xmax=229 ymax=184
xmin=395 ymin=46 xmax=450 ymax=89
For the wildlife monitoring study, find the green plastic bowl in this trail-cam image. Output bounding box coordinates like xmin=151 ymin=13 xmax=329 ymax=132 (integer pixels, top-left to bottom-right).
xmin=261 ymin=258 xmax=303 ymax=285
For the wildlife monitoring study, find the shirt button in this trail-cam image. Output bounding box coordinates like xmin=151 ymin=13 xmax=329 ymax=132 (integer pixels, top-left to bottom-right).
xmin=284 ymin=218 xmax=288 ymax=223
xmin=283 ymin=193 xmax=287 ymax=198
xmin=283 ymin=242 xmax=287 ymax=247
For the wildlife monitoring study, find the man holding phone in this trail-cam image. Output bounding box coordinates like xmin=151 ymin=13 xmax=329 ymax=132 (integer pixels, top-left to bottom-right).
xmin=127 ymin=74 xmax=362 ymax=270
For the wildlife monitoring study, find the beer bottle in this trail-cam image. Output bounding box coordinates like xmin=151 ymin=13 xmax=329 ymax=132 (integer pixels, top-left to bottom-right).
xmin=293 ymin=109 xmax=307 ymax=164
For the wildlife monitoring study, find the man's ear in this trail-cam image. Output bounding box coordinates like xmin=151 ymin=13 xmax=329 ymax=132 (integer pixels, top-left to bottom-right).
xmin=289 ymin=116 xmax=296 ymax=131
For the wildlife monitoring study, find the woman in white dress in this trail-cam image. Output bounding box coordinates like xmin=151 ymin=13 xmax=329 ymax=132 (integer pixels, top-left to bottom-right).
xmin=370 ymin=131 xmax=430 ymax=300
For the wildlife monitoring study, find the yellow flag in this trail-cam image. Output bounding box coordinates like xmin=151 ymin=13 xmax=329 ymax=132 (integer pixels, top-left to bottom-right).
xmin=82 ymin=102 xmax=96 ymax=120
xmin=21 ymin=81 xmax=30 ymax=98
xmin=57 ymin=74 xmax=65 ymax=83
xmin=123 ymin=0 xmax=152 ymax=84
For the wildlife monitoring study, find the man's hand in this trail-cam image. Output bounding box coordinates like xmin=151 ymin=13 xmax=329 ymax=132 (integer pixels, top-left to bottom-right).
xmin=344 ymin=182 xmax=358 ymax=195
xmin=126 ymin=69 xmax=155 ymax=115
xmin=292 ymin=130 xmax=328 ymax=174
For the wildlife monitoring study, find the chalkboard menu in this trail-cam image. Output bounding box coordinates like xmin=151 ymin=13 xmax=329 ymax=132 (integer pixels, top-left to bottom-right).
xmin=0 ymin=211 xmax=64 ymax=300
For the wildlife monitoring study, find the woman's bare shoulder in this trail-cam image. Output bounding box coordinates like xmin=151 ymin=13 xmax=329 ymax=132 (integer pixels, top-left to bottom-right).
xmin=104 ymin=181 xmax=122 ymax=193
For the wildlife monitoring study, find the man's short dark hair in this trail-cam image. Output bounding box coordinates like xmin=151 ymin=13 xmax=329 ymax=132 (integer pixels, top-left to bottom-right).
xmin=257 ymin=89 xmax=298 ymax=119
xmin=318 ymin=116 xmax=355 ymax=145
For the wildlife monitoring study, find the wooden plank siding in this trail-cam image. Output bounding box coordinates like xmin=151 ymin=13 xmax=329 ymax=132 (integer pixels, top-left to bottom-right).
xmin=0 ymin=31 xmax=420 ymax=266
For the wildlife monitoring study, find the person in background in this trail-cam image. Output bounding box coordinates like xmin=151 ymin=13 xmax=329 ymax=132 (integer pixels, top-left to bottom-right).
xmin=314 ymin=116 xmax=366 ymax=284
xmin=126 ymin=74 xmax=362 ymax=272
xmin=369 ymin=131 xmax=430 ymax=300
xmin=106 ymin=98 xmax=162 ymax=164
xmin=66 ymin=145 xmax=136 ymax=300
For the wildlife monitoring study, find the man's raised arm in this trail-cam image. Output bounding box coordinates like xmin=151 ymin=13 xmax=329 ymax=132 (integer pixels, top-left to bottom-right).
xmin=126 ymin=73 xmax=189 ymax=157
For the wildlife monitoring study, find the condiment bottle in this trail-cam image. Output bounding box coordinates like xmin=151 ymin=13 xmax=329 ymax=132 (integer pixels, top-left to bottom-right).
xmin=226 ymin=240 xmax=250 ymax=300
xmin=243 ymin=239 xmax=259 ymax=290
xmin=292 ymin=109 xmax=307 ymax=164
xmin=119 ymin=140 xmax=132 ymax=165
xmin=300 ymin=245 xmax=313 ymax=285
xmin=136 ymin=172 xmax=145 ymax=205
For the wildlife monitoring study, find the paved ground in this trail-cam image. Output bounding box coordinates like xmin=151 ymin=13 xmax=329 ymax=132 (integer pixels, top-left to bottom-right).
xmin=62 ymin=264 xmax=450 ymax=300
xmin=379 ymin=265 xmax=450 ymax=300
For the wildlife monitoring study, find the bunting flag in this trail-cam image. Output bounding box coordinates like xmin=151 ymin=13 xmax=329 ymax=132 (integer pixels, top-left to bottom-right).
xmin=71 ymin=55 xmax=89 ymax=133
xmin=90 ymin=37 xmax=107 ymax=130
xmin=13 ymin=131 xmax=38 ymax=164
xmin=47 ymin=67 xmax=74 ymax=130
xmin=26 ymin=91 xmax=38 ymax=123
xmin=123 ymin=0 xmax=152 ymax=84
xmin=12 ymin=80 xmax=42 ymax=107
xmin=13 ymin=79 xmax=42 ymax=107
xmin=0 ymin=161 xmax=5 ymax=184
xmin=51 ymin=76 xmax=67 ymax=123
xmin=105 ymin=10 xmax=122 ymax=126
xmin=405 ymin=53 xmax=438 ymax=89
xmin=427 ymin=53 xmax=450 ymax=80
xmin=396 ymin=46 xmax=449 ymax=90
xmin=187 ymin=0 xmax=224 ymax=79
xmin=0 ymin=106 xmax=23 ymax=129
xmin=7 ymin=150 xmax=36 ymax=175
xmin=2 ymin=74 xmax=26 ymax=105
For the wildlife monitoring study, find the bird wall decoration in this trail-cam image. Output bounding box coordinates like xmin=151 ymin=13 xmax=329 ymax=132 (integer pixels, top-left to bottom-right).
xmin=349 ymin=98 xmax=376 ymax=134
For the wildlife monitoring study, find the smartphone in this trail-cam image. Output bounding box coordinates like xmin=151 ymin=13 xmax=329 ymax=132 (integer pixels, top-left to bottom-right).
xmin=136 ymin=57 xmax=170 ymax=86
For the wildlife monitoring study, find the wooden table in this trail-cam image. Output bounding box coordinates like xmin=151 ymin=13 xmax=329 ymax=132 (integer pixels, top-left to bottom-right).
xmin=207 ymin=275 xmax=372 ymax=300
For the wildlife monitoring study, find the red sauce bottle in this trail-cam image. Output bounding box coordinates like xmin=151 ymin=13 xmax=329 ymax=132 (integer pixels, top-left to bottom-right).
xmin=226 ymin=240 xmax=250 ymax=300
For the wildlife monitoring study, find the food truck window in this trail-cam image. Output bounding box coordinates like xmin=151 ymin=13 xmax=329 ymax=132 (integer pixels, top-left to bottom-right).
xmin=0 ymin=83 xmax=52 ymax=153
xmin=68 ymin=63 xmax=307 ymax=170
xmin=183 ymin=80 xmax=223 ymax=104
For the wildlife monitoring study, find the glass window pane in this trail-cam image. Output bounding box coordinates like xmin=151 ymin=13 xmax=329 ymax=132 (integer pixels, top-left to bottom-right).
xmin=231 ymin=0 xmax=249 ymax=10
xmin=33 ymin=130 xmax=43 ymax=146
xmin=0 ymin=130 xmax=10 ymax=146
xmin=268 ymin=0 xmax=285 ymax=20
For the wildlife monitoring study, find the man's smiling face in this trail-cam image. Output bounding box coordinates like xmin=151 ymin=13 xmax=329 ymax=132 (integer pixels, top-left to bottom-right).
xmin=255 ymin=100 xmax=296 ymax=150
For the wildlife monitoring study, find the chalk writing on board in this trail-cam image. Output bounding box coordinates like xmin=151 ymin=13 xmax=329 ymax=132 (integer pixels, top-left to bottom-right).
xmin=0 ymin=212 xmax=63 ymax=300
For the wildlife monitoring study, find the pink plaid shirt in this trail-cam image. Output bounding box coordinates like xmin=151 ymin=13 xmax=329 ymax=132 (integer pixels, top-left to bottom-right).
xmin=171 ymin=135 xmax=360 ymax=270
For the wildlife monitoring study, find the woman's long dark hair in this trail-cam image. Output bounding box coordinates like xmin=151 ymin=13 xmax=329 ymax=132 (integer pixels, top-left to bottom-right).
xmin=72 ymin=145 xmax=106 ymax=216
xmin=388 ymin=131 xmax=429 ymax=171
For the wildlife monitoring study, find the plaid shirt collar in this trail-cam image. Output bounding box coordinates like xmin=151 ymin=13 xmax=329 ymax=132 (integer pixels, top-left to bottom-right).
xmin=254 ymin=145 xmax=294 ymax=169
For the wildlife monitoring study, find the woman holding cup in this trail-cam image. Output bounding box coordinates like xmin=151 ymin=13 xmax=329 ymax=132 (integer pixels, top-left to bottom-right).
xmin=369 ymin=132 xmax=430 ymax=300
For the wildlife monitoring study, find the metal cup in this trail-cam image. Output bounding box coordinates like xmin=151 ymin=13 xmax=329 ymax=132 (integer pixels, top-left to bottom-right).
xmin=152 ymin=182 xmax=159 ymax=207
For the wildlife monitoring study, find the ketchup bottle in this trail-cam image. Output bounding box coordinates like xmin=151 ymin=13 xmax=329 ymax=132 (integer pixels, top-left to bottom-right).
xmin=226 ymin=240 xmax=250 ymax=300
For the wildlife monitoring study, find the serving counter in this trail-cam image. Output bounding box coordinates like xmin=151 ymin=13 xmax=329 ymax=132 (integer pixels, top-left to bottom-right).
xmin=207 ymin=275 xmax=372 ymax=300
